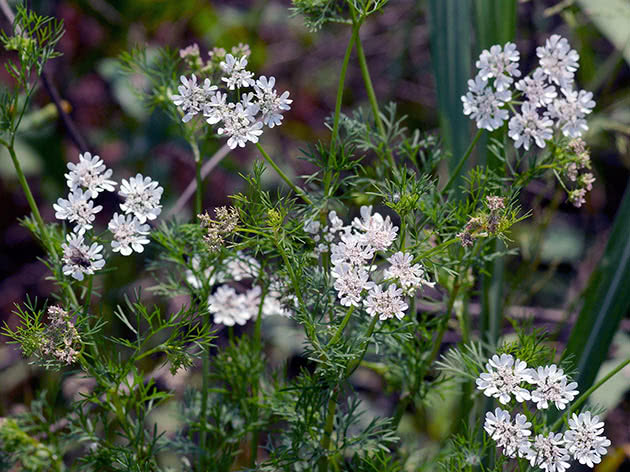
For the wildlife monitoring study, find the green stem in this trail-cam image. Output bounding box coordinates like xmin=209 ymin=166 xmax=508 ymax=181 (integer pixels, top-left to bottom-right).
xmin=329 ymin=22 xmax=361 ymax=159
xmin=441 ymin=129 xmax=484 ymax=195
xmin=4 ymin=143 xmax=79 ymax=307
xmin=354 ymin=28 xmax=395 ymax=168
xmin=328 ymin=305 xmax=355 ymax=347
xmin=346 ymin=316 xmax=378 ymax=376
xmin=317 ymin=389 xmax=339 ymax=472
xmin=550 ymin=357 xmax=630 ymax=432
xmin=255 ymin=143 xmax=313 ymax=205
xmin=84 ymin=275 xmax=93 ymax=313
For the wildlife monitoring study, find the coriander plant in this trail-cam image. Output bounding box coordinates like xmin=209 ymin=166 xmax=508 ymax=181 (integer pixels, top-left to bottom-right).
xmin=0 ymin=1 xmax=627 ymax=472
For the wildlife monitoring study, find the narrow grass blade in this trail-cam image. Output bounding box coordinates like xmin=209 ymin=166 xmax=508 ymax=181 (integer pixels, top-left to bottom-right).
xmin=428 ymin=0 xmax=472 ymax=182
xmin=563 ymin=181 xmax=630 ymax=391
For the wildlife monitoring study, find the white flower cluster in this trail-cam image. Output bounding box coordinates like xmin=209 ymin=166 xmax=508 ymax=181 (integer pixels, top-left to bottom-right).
xmin=54 ymin=152 xmax=163 ymax=280
xmin=170 ymin=54 xmax=292 ymax=149
xmin=187 ymin=253 xmax=292 ymax=327
xmin=462 ymin=36 xmax=595 ymax=150
xmin=305 ymin=207 xmax=434 ymax=321
xmin=477 ymin=353 xmax=610 ymax=470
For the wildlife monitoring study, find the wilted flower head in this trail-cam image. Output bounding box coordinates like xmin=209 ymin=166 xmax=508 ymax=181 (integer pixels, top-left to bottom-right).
xmin=39 ymin=306 xmax=82 ymax=365
xmin=199 ymin=206 xmax=239 ymax=252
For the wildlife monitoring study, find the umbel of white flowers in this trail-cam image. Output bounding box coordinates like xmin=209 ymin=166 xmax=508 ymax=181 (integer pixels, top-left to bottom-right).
xmin=462 ymin=35 xmax=595 ymax=150
xmin=170 ymin=53 xmax=292 ymax=149
xmin=186 ymin=253 xmax=292 ymax=326
xmin=477 ymin=353 xmax=611 ymax=471
xmin=53 ymin=152 xmax=163 ymax=280
xmin=305 ymin=206 xmax=435 ymax=320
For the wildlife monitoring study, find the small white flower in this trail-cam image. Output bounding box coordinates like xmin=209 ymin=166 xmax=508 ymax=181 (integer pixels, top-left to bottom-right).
xmin=515 ymin=68 xmax=558 ymax=107
xmin=61 ymin=230 xmax=105 ymax=281
xmin=547 ymin=88 xmax=595 ymax=138
xmin=220 ymin=54 xmax=255 ymax=90
xmin=352 ymin=206 xmax=398 ymax=252
xmin=118 ymin=173 xmax=163 ymax=223
xmin=225 ymin=252 xmax=260 ymax=281
xmin=185 ymin=256 xmax=221 ymax=289
xmin=53 ymin=188 xmax=103 ymax=231
xmin=461 ymin=75 xmax=511 ymax=131
xmin=171 ymin=74 xmax=215 ymax=122
xmin=204 ymin=91 xmax=230 ymax=125
xmin=208 ymin=285 xmax=252 ymax=326
xmin=328 ymin=211 xmax=345 ymax=233
xmin=508 ymin=101 xmax=554 ymax=150
xmin=476 ymin=353 xmax=532 ymax=404
xmin=330 ymin=231 xmax=374 ymax=267
xmin=384 ymin=252 xmax=434 ymax=294
xmin=108 ymin=212 xmax=151 ymax=256
xmin=304 ymin=218 xmax=321 ymax=235
xmin=65 ymin=152 xmax=116 ymax=197
xmin=254 ymin=76 xmax=292 ymax=128
xmin=569 ymin=188 xmax=587 ymax=208
xmin=536 ymin=35 xmax=580 ymax=88
xmin=331 ymin=262 xmax=374 ymax=307
xmin=364 ymin=284 xmax=408 ymax=321
xmin=476 ymin=42 xmax=521 ymax=92
xmin=527 ymin=433 xmax=571 ymax=472
xmin=217 ymin=103 xmax=264 ymax=149
xmin=564 ymin=411 xmax=611 ymax=467
xmin=484 ymin=408 xmax=532 ymax=459
xmin=528 ymin=364 xmax=578 ymax=410
xmin=263 ymin=279 xmax=293 ymax=318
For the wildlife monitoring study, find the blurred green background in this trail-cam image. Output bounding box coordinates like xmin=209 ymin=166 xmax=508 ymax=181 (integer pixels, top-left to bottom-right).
xmin=1 ymin=0 xmax=630 ymax=468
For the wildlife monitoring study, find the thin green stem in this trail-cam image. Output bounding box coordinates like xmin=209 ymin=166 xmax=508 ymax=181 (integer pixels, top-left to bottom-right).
xmin=354 ymin=29 xmax=395 ymax=168
xmin=346 ymin=316 xmax=378 ymax=376
xmin=5 ymin=143 xmax=78 ymax=307
xmin=255 ymin=143 xmax=312 ymax=205
xmin=317 ymin=389 xmax=339 ymax=472
xmin=329 ymin=22 xmax=361 ymax=159
xmin=441 ymin=129 xmax=484 ymax=195
xmin=83 ymin=275 xmax=93 ymax=313
xmin=550 ymin=357 xmax=630 ymax=431
xmin=327 ymin=305 xmax=355 ymax=347
xmin=7 ymin=144 xmax=48 ymax=238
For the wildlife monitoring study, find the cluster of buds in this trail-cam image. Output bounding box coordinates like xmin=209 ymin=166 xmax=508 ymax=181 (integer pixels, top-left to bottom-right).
xmin=39 ymin=306 xmax=82 ymax=365
xmin=198 ymin=206 xmax=239 ymax=252
xmin=179 ymin=42 xmax=251 ymax=75
xmin=559 ymin=138 xmax=595 ymax=208
xmin=457 ymin=196 xmax=506 ymax=247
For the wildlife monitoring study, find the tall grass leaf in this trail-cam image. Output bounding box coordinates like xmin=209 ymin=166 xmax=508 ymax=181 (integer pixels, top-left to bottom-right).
xmin=563 ymin=181 xmax=630 ymax=391
xmin=474 ymin=0 xmax=517 ymax=51
xmin=428 ymin=0 xmax=472 ymax=183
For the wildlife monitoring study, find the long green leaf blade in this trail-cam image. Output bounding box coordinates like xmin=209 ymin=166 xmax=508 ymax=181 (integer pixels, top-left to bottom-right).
xmin=563 ymin=181 xmax=630 ymax=391
xmin=428 ymin=0 xmax=472 ymax=182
